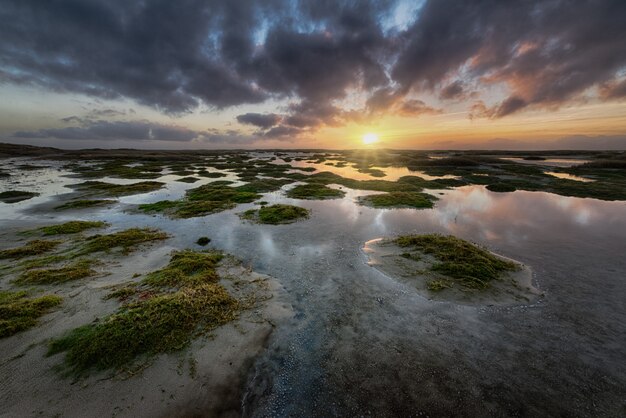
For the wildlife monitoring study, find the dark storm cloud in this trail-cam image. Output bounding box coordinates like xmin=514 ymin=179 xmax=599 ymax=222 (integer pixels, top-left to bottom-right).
xmin=393 ymin=0 xmax=626 ymax=117
xmin=236 ymin=113 xmax=282 ymax=129
xmin=440 ymin=81 xmax=466 ymax=101
xmin=14 ymin=120 xmax=201 ymax=142
xmin=1 ymin=0 xmax=625 ymax=133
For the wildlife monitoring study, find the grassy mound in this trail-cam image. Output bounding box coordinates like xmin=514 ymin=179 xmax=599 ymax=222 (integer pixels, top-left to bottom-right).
xmin=241 ymin=204 xmax=310 ymax=224
xmin=72 ymin=181 xmax=164 ymax=197
xmin=16 ymin=260 xmax=96 ymax=285
xmin=395 ymin=234 xmax=517 ymax=290
xmin=0 ymin=240 xmax=61 ymax=259
xmin=139 ymin=182 xmax=261 ymax=218
xmin=286 ymin=183 xmax=345 ymax=199
xmin=54 ymin=199 xmax=117 ymax=210
xmin=80 ymin=228 xmax=168 ymax=255
xmin=0 ymin=291 xmax=62 ymax=338
xmin=176 ymin=176 xmax=200 ymax=183
xmin=48 ymin=250 xmax=239 ymax=373
xmin=358 ymin=192 xmax=435 ymax=209
xmin=0 ymin=190 xmax=39 ymax=203
xmin=39 ymin=221 xmax=107 ymax=235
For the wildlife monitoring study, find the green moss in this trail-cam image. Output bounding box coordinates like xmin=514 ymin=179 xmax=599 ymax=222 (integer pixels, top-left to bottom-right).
xmin=241 ymin=204 xmax=310 ymax=224
xmin=235 ymin=179 xmax=292 ymax=193
xmin=15 ymin=260 xmax=96 ymax=285
xmin=395 ymin=234 xmax=517 ymax=289
xmin=486 ymin=183 xmax=517 ymax=193
xmin=176 ymin=176 xmax=200 ymax=183
xmin=39 ymin=221 xmax=107 ymax=235
xmin=427 ymin=278 xmax=453 ymax=291
xmin=71 ymin=161 xmax=164 ymax=179
xmin=72 ymin=181 xmax=164 ymax=197
xmin=104 ymin=286 xmax=138 ymax=301
xmin=358 ymin=192 xmax=435 ymax=209
xmin=139 ymin=182 xmax=261 ymax=219
xmin=80 ymin=228 xmax=168 ymax=255
xmin=0 ymin=190 xmax=39 ymax=203
xmin=355 ymin=166 xmax=387 ymax=177
xmin=286 ymin=183 xmax=345 ymax=199
xmin=48 ymin=250 xmax=239 ymax=373
xmin=0 ymin=291 xmax=62 ymax=338
xmin=143 ymin=250 xmax=223 ymax=288
xmin=54 ymin=199 xmax=117 ymax=210
xmin=197 ymin=171 xmax=227 ymax=178
xmin=0 ymin=240 xmax=61 ymax=259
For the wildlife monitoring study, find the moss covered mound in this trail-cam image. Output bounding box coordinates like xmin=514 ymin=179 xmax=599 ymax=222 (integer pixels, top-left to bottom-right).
xmin=139 ymin=182 xmax=261 ymax=218
xmin=395 ymin=234 xmax=517 ymax=290
xmin=0 ymin=240 xmax=61 ymax=259
xmin=80 ymin=228 xmax=168 ymax=255
xmin=71 ymin=181 xmax=164 ymax=197
xmin=241 ymin=204 xmax=310 ymax=224
xmin=54 ymin=199 xmax=117 ymax=210
xmin=358 ymin=192 xmax=435 ymax=209
xmin=0 ymin=291 xmax=62 ymax=338
xmin=286 ymin=183 xmax=345 ymax=199
xmin=143 ymin=250 xmax=223 ymax=287
xmin=0 ymin=190 xmax=39 ymax=203
xmin=48 ymin=250 xmax=239 ymax=373
xmin=40 ymin=221 xmax=107 ymax=235
xmin=16 ymin=260 xmax=96 ymax=285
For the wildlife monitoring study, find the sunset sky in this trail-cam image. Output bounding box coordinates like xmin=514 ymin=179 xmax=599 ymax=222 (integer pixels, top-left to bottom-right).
xmin=1 ymin=0 xmax=625 ymax=150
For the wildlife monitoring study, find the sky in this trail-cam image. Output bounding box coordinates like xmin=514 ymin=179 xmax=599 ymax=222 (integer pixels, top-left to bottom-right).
xmin=1 ymin=0 xmax=626 ymax=150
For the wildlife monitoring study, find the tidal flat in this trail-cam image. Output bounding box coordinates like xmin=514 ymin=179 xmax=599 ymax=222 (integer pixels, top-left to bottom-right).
xmin=0 ymin=144 xmax=625 ymax=417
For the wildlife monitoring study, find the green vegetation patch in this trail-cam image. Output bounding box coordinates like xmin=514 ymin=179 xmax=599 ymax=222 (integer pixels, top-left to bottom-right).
xmin=395 ymin=234 xmax=517 ymax=290
xmin=71 ymin=181 xmax=164 ymax=197
xmin=0 ymin=240 xmax=61 ymax=259
xmin=0 ymin=290 xmax=62 ymax=338
xmin=80 ymin=228 xmax=168 ymax=255
xmin=358 ymin=192 xmax=436 ymax=209
xmin=0 ymin=190 xmax=39 ymax=203
xmin=139 ymin=182 xmax=261 ymax=218
xmin=70 ymin=161 xmax=164 ymax=179
xmin=286 ymin=183 xmax=346 ymax=199
xmin=54 ymin=199 xmax=117 ymax=210
xmin=176 ymin=176 xmax=200 ymax=183
xmin=241 ymin=204 xmax=310 ymax=224
xmin=39 ymin=221 xmax=108 ymax=235
xmin=48 ymin=250 xmax=239 ymax=373
xmin=486 ymin=183 xmax=517 ymax=193
xmin=16 ymin=260 xmax=96 ymax=285
xmin=143 ymin=250 xmax=223 ymax=287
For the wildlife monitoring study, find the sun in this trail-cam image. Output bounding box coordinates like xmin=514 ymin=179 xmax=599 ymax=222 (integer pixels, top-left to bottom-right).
xmin=362 ymin=133 xmax=379 ymax=145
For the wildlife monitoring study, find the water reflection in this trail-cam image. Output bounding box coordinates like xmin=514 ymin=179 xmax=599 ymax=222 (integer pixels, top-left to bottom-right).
xmin=545 ymin=171 xmax=594 ymax=182
xmin=282 ymin=158 xmax=458 ymax=181
xmin=501 ymin=157 xmax=590 ymax=167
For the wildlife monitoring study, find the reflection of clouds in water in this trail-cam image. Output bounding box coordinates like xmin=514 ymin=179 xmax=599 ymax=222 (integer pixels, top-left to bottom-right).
xmin=431 ymin=186 xmax=494 ymax=230
xmin=373 ymin=209 xmax=387 ymax=232
xmin=259 ymin=230 xmax=278 ymax=259
xmin=418 ymin=186 xmax=626 ymax=246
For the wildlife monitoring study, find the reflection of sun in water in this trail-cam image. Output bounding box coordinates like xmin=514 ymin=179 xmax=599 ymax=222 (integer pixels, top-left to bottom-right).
xmin=362 ymin=133 xmax=379 ymax=145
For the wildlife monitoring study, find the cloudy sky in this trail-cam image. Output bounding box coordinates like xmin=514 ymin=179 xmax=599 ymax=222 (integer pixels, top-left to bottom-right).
xmin=1 ymin=0 xmax=626 ymax=150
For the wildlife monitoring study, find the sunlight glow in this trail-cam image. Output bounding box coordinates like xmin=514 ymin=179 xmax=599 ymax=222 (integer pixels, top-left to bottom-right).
xmin=362 ymin=133 xmax=379 ymax=145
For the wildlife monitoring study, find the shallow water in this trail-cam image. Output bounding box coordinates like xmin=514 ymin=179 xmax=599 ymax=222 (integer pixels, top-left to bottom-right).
xmin=501 ymin=156 xmax=591 ymax=167
xmin=545 ymin=171 xmax=595 ymax=182
xmin=279 ymin=158 xmax=458 ymax=181
xmin=1 ymin=157 xmax=625 ymax=416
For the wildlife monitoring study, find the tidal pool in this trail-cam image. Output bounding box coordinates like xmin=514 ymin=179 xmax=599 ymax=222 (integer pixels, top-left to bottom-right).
xmin=1 ymin=154 xmax=625 ymax=417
